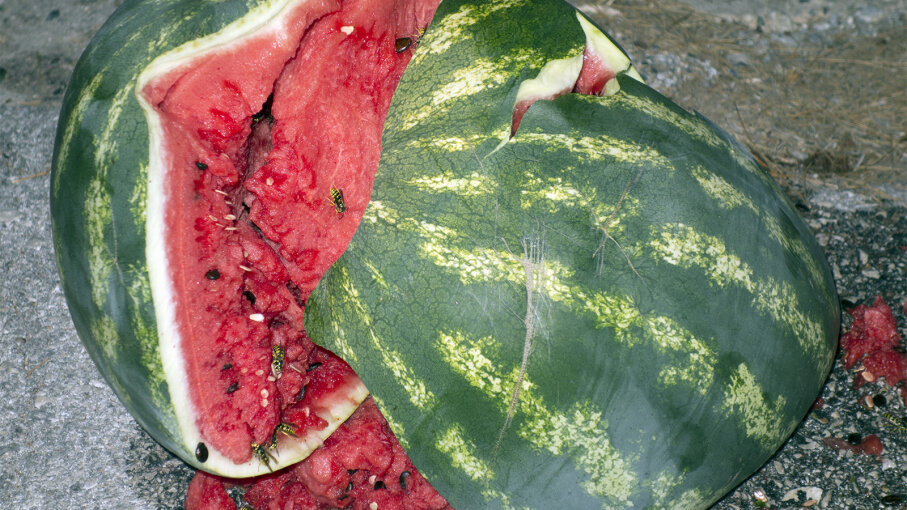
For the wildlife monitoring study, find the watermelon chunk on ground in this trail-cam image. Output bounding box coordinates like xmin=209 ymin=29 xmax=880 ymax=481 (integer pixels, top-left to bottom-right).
xmin=840 ymin=296 xmax=907 ymax=405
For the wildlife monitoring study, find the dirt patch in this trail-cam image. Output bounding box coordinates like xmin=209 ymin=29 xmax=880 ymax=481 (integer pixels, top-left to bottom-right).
xmin=576 ymin=0 xmax=907 ymax=206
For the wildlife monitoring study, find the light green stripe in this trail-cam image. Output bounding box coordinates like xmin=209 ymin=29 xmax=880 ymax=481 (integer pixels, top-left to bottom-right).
xmin=412 ymin=218 xmax=716 ymax=394
xmin=722 ymin=363 xmax=786 ymax=448
xmin=436 ymin=332 xmax=636 ymax=506
xmin=95 ymin=82 xmax=134 ymax=170
xmin=404 ymin=134 xmax=487 ymax=153
xmin=129 ymin=164 xmax=149 ymax=231
xmin=336 ymin=266 xmax=434 ymax=410
xmin=407 ymin=170 xmax=493 ymax=197
xmin=400 ymin=50 xmax=556 ymax=131
xmin=651 ymin=471 xmax=705 ymax=510
xmin=85 ymin=176 xmax=114 ymax=310
xmin=54 ymin=73 xmax=104 ymax=198
xmin=510 ymin=132 xmax=674 ymax=169
xmin=690 ymin=165 xmax=829 ymax=298
xmin=437 ymin=424 xmax=496 ymax=482
xmin=425 ymin=0 xmax=529 ymax=56
xmin=647 ymin=223 xmax=826 ymax=366
xmin=579 ymin=92 xmax=770 ymax=183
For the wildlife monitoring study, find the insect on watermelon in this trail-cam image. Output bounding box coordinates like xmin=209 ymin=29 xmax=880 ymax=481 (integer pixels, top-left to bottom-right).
xmin=330 ymin=186 xmax=347 ymax=218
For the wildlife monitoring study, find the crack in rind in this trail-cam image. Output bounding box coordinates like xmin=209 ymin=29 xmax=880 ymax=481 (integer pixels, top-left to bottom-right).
xmin=494 ymin=235 xmax=548 ymax=454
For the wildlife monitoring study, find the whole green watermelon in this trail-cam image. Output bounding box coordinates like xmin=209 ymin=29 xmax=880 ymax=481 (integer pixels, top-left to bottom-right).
xmin=51 ymin=0 xmax=839 ymax=507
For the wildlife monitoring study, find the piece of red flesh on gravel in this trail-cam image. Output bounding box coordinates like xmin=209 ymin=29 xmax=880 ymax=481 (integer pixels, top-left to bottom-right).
xmin=840 ymin=296 xmax=907 ymax=405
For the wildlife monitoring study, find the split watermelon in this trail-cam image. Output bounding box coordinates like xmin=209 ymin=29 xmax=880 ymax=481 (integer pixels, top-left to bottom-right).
xmin=51 ymin=0 xmax=839 ymax=507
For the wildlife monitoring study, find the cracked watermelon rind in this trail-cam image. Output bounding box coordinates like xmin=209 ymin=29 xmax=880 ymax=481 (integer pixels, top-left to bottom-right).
xmin=304 ymin=0 xmax=840 ymax=508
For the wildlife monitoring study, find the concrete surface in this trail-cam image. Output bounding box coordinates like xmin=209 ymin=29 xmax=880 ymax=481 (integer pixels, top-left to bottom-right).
xmin=1 ymin=0 xmax=904 ymax=508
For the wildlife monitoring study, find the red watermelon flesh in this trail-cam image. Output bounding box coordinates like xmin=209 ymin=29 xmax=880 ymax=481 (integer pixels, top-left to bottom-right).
xmin=141 ymin=0 xmax=440 ymax=467
xmin=186 ymin=399 xmax=451 ymax=509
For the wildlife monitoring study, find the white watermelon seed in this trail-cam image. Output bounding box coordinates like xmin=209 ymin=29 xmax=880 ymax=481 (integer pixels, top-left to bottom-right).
xmin=340 ymin=25 xmax=354 ymax=35
xmin=255 ymin=369 xmax=265 ymax=376
xmin=265 ymin=177 xmax=274 ymax=185
xmin=249 ymin=313 xmax=265 ymax=322
xmin=224 ymin=214 xmax=236 ymax=221
xmin=239 ymin=265 xmax=253 ymax=272
xmin=214 ymin=189 xmax=229 ymax=196
xmin=261 ymin=398 xmax=268 ymax=407
xmin=369 ymin=502 xmax=378 ymax=510
xmin=260 ymin=389 xmax=269 ymax=398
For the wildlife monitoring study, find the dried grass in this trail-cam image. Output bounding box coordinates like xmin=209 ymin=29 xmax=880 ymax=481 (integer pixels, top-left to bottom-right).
xmin=576 ymin=0 xmax=907 ymax=204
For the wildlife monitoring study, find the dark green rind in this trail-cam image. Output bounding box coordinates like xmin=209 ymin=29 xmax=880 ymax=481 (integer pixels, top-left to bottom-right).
xmin=306 ymin=0 xmax=839 ymax=508
xmin=50 ymin=0 xmax=269 ymax=470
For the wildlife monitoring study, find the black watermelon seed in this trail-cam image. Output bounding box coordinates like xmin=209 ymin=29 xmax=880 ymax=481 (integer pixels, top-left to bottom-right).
xmin=347 ymin=469 xmax=358 ymax=475
xmin=205 ymin=269 xmax=220 ymax=280
xmin=307 ymin=362 xmax=323 ymax=372
xmin=222 ymin=363 xmax=232 ymax=371
xmin=195 ymin=161 xmax=208 ymax=170
xmin=881 ymin=494 xmax=905 ymax=505
xmin=846 ymin=433 xmax=862 ymax=445
xmin=399 ymin=470 xmax=411 ymax=490
xmin=374 ymin=480 xmax=386 ymax=490
xmin=243 ymin=290 xmax=256 ymax=305
xmin=873 ymin=394 xmax=887 ymax=407
xmin=294 ymin=386 xmax=306 ymax=402
xmin=195 ymin=442 xmax=208 ymax=462
xmin=395 ymin=37 xmax=412 ymax=53
xmin=346 ymin=481 xmax=354 ymax=492
xmin=226 ymin=382 xmax=239 ymax=394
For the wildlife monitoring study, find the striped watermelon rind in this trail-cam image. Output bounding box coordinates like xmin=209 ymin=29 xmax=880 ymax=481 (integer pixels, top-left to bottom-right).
xmin=304 ymin=0 xmax=840 ymax=508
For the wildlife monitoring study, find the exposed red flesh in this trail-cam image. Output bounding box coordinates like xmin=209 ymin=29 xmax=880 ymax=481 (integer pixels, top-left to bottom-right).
xmin=839 ymin=296 xmax=907 ymax=406
xmin=142 ymin=0 xmax=439 ymax=466
xmin=573 ymin=46 xmax=618 ymax=96
xmin=822 ymin=434 xmax=885 ymax=457
xmin=511 ymin=42 xmax=620 ymax=136
xmin=186 ymin=400 xmax=451 ymax=509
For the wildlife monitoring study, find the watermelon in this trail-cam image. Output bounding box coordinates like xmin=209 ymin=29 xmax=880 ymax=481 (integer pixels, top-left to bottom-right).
xmin=50 ymin=0 xmax=839 ymax=507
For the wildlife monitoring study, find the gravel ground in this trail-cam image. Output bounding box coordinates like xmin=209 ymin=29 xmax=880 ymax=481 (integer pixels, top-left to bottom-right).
xmin=1 ymin=0 xmax=904 ymax=508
